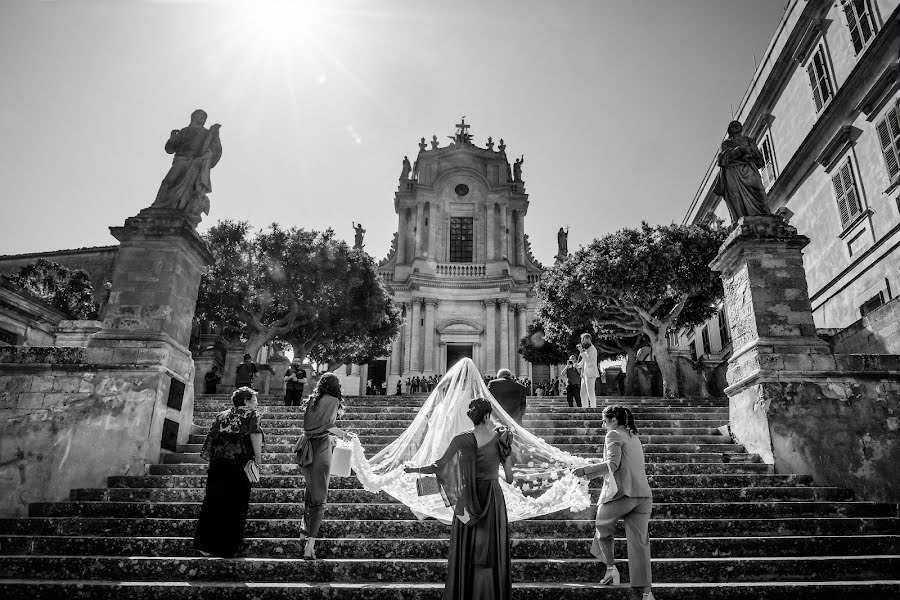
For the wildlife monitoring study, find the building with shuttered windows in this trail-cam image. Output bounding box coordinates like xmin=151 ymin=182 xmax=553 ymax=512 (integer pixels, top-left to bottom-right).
xmin=675 ymin=0 xmax=900 ymax=374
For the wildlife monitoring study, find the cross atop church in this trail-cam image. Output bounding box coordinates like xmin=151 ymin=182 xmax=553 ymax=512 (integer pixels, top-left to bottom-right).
xmin=452 ymin=116 xmax=473 ymax=145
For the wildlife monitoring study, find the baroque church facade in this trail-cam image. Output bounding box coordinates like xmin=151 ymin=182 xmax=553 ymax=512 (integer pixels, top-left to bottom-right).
xmin=338 ymin=119 xmax=546 ymax=394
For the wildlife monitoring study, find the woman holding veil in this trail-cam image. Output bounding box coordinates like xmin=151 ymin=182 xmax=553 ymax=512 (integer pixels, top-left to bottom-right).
xmin=405 ymin=397 xmax=513 ymax=599
xmin=349 ymin=356 xmax=591 ymax=534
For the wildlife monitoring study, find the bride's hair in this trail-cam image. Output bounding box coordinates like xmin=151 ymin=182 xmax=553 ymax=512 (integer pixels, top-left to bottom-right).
xmin=308 ymin=372 xmax=344 ymax=411
xmin=467 ymin=397 xmax=493 ymax=426
xmin=602 ymin=405 xmax=639 ymax=435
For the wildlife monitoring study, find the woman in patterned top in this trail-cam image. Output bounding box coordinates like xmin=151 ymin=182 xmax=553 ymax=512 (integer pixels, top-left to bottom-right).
xmin=194 ymin=386 xmax=264 ymax=558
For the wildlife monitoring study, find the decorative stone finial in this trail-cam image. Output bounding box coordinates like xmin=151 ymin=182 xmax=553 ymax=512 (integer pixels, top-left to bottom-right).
xmin=486 ymin=136 xmax=494 ymax=150
xmin=419 ymin=137 xmax=427 ymax=151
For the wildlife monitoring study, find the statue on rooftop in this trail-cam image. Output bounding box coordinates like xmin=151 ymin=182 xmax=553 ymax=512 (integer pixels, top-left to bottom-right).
xmin=352 ymin=222 xmax=366 ymax=249
xmin=713 ymin=120 xmax=772 ymax=220
xmin=557 ymin=226 xmax=569 ymax=258
xmin=400 ymin=156 xmax=412 ymax=180
xmin=431 ymin=135 xmax=439 ymax=150
xmin=152 ymin=109 xmax=222 ymax=226
xmin=419 ymin=137 xmax=427 ymax=151
xmin=513 ymin=155 xmax=525 ymax=181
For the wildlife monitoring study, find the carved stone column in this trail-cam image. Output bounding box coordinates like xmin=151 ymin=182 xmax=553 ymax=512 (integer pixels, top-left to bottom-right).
xmin=499 ymin=298 xmax=510 ymax=370
xmin=408 ymin=299 xmax=422 ymax=373
xmin=484 ymin=299 xmax=496 ymax=374
xmin=499 ymin=204 xmax=508 ymax=261
xmin=485 ymin=203 xmax=495 ymax=261
xmin=389 ymin=329 xmax=401 ymax=376
xmin=473 ymin=342 xmax=481 ymax=371
xmin=397 ymin=209 xmax=408 ymax=264
xmin=516 ymin=212 xmax=526 ymax=266
xmin=427 ymin=206 xmax=438 ymax=260
xmin=517 ymin=304 xmax=528 ymax=376
xmin=439 ymin=342 xmax=447 ymax=374
xmin=423 ymin=298 xmax=437 ymax=374
xmin=414 ymin=204 xmax=425 ymax=258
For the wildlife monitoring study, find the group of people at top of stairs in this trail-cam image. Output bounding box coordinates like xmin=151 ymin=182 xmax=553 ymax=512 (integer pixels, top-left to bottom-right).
xmin=192 ymin=357 xmax=656 ymax=600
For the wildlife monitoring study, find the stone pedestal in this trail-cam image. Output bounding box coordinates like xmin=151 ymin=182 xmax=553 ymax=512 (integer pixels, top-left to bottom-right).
xmin=268 ymin=356 xmax=290 ymax=397
xmin=711 ymin=216 xmax=900 ymax=502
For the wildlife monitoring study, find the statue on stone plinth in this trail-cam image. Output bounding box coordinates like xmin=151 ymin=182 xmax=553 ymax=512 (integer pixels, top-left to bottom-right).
xmin=412 ymin=158 xmax=419 ymax=180
xmin=513 ymin=155 xmax=525 ymax=181
xmin=153 ymin=109 xmax=222 ymax=225
xmin=419 ymin=137 xmax=427 ymax=151
xmin=400 ymin=156 xmax=412 ymax=180
xmin=352 ymin=222 xmax=366 ymax=249
xmin=557 ymin=226 xmax=569 ymax=258
xmin=713 ymin=120 xmax=771 ymax=220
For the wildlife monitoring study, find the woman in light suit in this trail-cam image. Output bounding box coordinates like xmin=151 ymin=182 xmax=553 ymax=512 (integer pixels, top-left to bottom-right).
xmin=577 ymin=333 xmax=600 ymax=408
xmin=574 ymin=405 xmax=654 ymax=600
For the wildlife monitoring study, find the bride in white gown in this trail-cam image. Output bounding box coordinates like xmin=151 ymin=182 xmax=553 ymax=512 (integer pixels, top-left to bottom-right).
xmin=348 ymin=358 xmax=592 ymax=524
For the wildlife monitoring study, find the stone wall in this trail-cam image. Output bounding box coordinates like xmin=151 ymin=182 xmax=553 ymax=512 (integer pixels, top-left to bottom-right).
xmin=0 ymin=346 xmax=194 ymax=517
xmin=827 ymin=297 xmax=900 ymax=355
xmin=0 ymin=245 xmax=118 ymax=293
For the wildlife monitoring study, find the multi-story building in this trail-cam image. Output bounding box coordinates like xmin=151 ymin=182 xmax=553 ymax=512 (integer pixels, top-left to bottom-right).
xmin=677 ymin=0 xmax=900 ymax=380
xmin=336 ymin=119 xmax=546 ymax=394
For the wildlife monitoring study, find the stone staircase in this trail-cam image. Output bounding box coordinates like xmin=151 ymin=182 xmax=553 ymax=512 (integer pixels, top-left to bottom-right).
xmin=1 ymin=393 xmax=898 ymax=599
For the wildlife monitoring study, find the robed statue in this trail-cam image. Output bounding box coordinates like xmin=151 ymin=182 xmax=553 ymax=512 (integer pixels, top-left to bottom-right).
xmin=352 ymin=222 xmax=366 ymax=249
xmin=153 ymin=109 xmax=222 ymax=225
xmin=400 ymin=156 xmax=412 ymax=179
xmin=557 ymin=226 xmax=569 ymax=257
xmin=513 ymin=155 xmax=525 ymax=182
xmin=713 ymin=120 xmax=771 ymax=220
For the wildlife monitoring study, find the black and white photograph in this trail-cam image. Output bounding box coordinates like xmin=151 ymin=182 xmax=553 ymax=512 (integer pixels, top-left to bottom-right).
xmin=0 ymin=0 xmax=898 ymax=598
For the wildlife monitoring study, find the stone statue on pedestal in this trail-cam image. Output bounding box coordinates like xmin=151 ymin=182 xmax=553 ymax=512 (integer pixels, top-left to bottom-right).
xmin=513 ymin=155 xmax=525 ymax=181
xmin=353 ymin=222 xmax=366 ymax=249
xmin=152 ymin=109 xmax=222 ymax=225
xmin=557 ymin=226 xmax=569 ymax=258
xmin=713 ymin=120 xmax=771 ymax=220
xmin=400 ymin=156 xmax=412 ymax=180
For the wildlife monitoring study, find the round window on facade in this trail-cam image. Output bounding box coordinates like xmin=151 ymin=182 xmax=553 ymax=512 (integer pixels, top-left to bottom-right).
xmin=454 ymin=183 xmax=469 ymax=197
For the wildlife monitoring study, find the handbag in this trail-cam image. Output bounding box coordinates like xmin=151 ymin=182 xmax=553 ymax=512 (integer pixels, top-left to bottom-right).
xmin=330 ymin=439 xmax=352 ymax=478
xmin=597 ymin=463 xmax=618 ymax=504
xmin=416 ymin=475 xmax=440 ymax=496
xmin=244 ymin=460 xmax=260 ymax=484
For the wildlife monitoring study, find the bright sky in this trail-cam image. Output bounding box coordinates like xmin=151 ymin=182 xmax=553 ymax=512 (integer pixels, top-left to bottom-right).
xmin=0 ymin=0 xmax=785 ymax=264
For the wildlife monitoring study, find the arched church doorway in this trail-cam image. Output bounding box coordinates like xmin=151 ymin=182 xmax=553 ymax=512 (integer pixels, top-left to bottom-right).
xmin=445 ymin=344 xmax=473 ymax=371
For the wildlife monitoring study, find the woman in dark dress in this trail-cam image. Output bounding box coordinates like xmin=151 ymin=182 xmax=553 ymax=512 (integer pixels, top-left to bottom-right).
xmin=405 ymin=397 xmax=514 ymax=600
xmin=194 ymin=386 xmax=264 ymax=558
xmin=294 ymin=372 xmax=352 ymax=560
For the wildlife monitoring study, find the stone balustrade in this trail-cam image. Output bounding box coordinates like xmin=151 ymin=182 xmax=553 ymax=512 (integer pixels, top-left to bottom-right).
xmin=435 ymin=263 xmax=486 ymax=278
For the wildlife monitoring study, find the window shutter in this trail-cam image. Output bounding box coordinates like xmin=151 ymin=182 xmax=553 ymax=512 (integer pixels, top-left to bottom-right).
xmin=877 ymin=109 xmax=900 ymax=181
xmin=843 ymin=0 xmax=864 ymax=53
xmin=807 ymin=63 xmax=823 ymax=112
xmin=832 ymin=171 xmax=849 ymax=225
xmin=840 ymin=162 xmax=861 ymax=220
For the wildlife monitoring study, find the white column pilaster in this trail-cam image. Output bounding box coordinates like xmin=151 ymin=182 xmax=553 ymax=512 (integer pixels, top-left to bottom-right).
xmin=484 ymin=299 xmax=496 ymax=374
xmin=408 ymin=299 xmax=421 ymax=373
xmin=485 ymin=203 xmax=495 ymax=261
xmin=397 ymin=209 xmax=408 ymax=264
xmin=499 ymin=204 xmax=508 ymax=261
xmin=423 ymin=298 xmax=437 ymax=374
xmin=499 ymin=298 xmax=510 ymax=370
xmin=414 ymin=204 xmax=424 ymax=258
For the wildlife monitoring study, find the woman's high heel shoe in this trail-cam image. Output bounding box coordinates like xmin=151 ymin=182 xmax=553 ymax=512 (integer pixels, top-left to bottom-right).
xmin=599 ymin=565 xmax=620 ymax=585
xmin=642 ymin=592 xmax=655 ymax=600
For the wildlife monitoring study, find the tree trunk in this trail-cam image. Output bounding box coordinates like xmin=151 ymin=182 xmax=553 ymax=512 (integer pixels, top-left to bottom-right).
xmin=624 ymin=348 xmax=638 ymax=396
xmin=291 ymin=340 xmax=310 ymax=366
xmin=649 ymin=334 xmax=679 ymax=398
xmin=244 ymin=330 xmax=273 ymax=362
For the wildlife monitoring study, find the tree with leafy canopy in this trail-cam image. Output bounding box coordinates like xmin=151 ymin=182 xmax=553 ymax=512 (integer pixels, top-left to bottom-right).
xmin=2 ymin=259 xmax=98 ymax=319
xmin=197 ymin=220 xmax=401 ymax=364
xmin=535 ymin=222 xmax=727 ymax=398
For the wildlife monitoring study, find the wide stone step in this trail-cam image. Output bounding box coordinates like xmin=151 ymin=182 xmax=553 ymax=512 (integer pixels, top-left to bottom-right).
xmin=107 ymin=473 xmax=815 ymax=490
xmin=5 ymin=516 xmax=898 ymax=538
xmin=188 ymin=425 xmax=728 ymax=437
xmin=2 ymin=554 xmax=898 ymax=583
xmin=148 ymin=462 xmax=775 ymax=476
xmin=3 ymin=534 xmax=895 ymax=560
xmin=26 ymin=501 xmax=899 ymax=521
xmin=68 ymin=486 xmax=855 ymax=505
xmin=3 ymin=579 xmax=900 ymax=600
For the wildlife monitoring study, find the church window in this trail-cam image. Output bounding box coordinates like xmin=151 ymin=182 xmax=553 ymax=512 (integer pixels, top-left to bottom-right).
xmin=449 ymin=217 xmax=474 ymax=263
xmin=758 ymin=132 xmax=778 ymax=189
xmin=806 ymin=44 xmax=834 ymax=114
xmin=718 ymin=309 xmax=731 ymax=346
xmin=701 ymin=325 xmax=711 ymax=355
xmin=875 ymin=104 xmax=900 ymax=184
xmin=831 ymin=157 xmax=863 ymax=228
xmin=454 ymin=183 xmax=469 ymax=197
xmin=841 ymin=0 xmax=876 ymax=55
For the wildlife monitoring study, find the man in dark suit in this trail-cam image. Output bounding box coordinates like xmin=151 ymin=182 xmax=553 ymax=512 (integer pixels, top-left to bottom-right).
xmin=488 ymin=368 xmax=528 ymax=426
